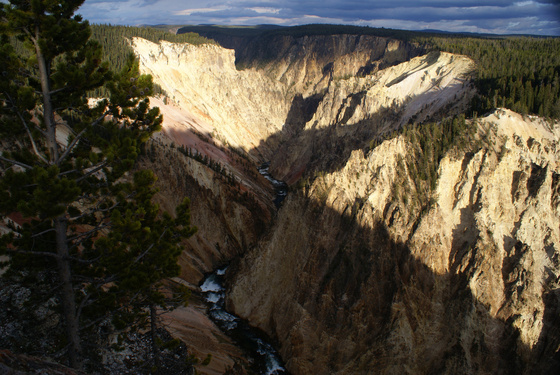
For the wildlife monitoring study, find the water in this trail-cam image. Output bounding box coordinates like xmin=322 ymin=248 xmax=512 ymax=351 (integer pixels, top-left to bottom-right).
xmin=258 ymin=163 xmax=287 ymax=207
xmin=200 ymin=268 xmax=288 ymax=375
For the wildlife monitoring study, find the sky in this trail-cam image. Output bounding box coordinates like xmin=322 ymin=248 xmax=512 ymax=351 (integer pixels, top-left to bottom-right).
xmin=78 ymin=0 xmax=560 ymax=36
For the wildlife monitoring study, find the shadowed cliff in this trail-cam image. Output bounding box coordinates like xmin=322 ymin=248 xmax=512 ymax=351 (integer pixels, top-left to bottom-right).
xmin=225 ymin=190 xmax=546 ymax=374
xmin=226 ymin=110 xmax=560 ymax=374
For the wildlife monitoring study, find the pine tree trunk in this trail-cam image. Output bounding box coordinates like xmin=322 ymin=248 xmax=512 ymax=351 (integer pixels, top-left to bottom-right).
xmin=35 ymin=26 xmax=58 ymax=164
xmin=35 ymin=27 xmax=81 ymax=367
xmin=55 ymin=216 xmax=82 ymax=369
xmin=35 ymin=26 xmax=81 ymax=368
xmin=150 ymin=303 xmax=161 ymax=372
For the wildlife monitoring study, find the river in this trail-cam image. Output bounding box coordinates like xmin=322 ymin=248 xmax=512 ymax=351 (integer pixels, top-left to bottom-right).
xmin=257 ymin=163 xmax=287 ymax=207
xmin=200 ymin=267 xmax=288 ymax=375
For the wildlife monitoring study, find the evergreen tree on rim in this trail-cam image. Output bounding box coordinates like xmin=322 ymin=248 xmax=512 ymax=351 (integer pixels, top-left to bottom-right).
xmin=0 ymin=0 xmax=196 ymax=371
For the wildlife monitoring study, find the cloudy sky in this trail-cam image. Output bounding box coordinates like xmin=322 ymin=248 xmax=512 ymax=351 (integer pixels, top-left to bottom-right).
xmin=79 ymin=0 xmax=560 ymax=36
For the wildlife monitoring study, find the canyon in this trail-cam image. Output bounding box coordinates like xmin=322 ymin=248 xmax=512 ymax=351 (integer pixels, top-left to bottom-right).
xmin=130 ymin=33 xmax=560 ymax=374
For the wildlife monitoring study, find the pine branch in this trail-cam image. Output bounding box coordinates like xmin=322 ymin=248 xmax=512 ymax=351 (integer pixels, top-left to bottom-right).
xmin=31 ymin=227 xmax=57 ymax=238
xmin=51 ymin=344 xmax=71 ymax=360
xmin=67 ymin=222 xmax=111 ymax=244
xmin=68 ymin=254 xmax=103 ymax=264
xmin=5 ymin=248 xmax=62 ymax=259
xmin=67 ymin=194 xmax=127 ymax=223
xmin=134 ymin=228 xmax=168 ymax=264
xmin=0 ymin=155 xmax=33 ymax=170
xmin=75 ymin=293 xmax=92 ymax=325
xmin=5 ymin=247 xmax=101 ymax=265
xmin=3 ymin=92 xmax=50 ymax=164
xmin=57 ymin=109 xmax=111 ymax=164
xmin=77 ymin=289 xmax=143 ymax=332
xmin=49 ymin=86 xmax=68 ymax=96
xmin=75 ymin=160 xmax=109 ymax=183
xmin=33 ymin=123 xmax=48 ymax=138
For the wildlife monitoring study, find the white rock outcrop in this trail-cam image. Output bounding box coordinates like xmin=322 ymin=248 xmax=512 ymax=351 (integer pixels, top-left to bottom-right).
xmin=132 ymin=38 xmax=474 ymax=167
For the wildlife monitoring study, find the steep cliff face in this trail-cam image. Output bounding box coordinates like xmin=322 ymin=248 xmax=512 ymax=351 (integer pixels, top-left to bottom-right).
xmin=136 ymin=125 xmax=274 ymax=286
xmin=270 ymin=50 xmax=474 ymax=183
xmin=233 ymin=34 xmax=425 ymax=96
xmin=131 ymin=36 xmax=475 ymax=283
xmin=228 ymin=110 xmax=560 ymax=374
xmin=134 ymin=126 xmax=274 ymax=373
xmin=132 ymin=37 xmax=473 ymax=180
xmin=130 ymin=35 xmax=560 ymax=374
xmin=132 ymin=37 xmax=288 ymax=159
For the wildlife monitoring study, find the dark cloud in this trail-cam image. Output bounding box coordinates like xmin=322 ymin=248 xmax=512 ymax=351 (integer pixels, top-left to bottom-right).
xmin=78 ymin=0 xmax=560 ymax=36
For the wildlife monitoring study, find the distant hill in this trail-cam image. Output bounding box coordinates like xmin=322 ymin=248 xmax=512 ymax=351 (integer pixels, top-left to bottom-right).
xmin=177 ymin=24 xmax=427 ymax=41
xmin=177 ymin=24 xmax=558 ymax=40
xmin=417 ymin=28 xmax=556 ymax=38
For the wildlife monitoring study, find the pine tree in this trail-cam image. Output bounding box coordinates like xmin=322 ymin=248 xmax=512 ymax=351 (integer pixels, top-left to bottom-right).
xmin=0 ymin=1 xmax=195 ymax=370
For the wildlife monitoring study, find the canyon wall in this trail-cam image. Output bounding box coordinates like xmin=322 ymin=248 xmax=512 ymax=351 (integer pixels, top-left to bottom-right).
xmin=131 ymin=35 xmax=475 ymax=284
xmin=231 ymin=34 xmax=425 ymax=96
xmin=136 ymin=138 xmax=272 ymax=286
xmin=133 ymin=36 xmax=473 ymax=179
xmin=130 ymin=34 xmax=560 ymax=374
xmin=228 ymin=109 xmax=560 ymax=374
xmin=269 ymin=50 xmax=474 ymax=184
xmin=131 ymin=37 xmax=287 ymax=159
xmin=131 ymin=34 xmax=474 ymax=282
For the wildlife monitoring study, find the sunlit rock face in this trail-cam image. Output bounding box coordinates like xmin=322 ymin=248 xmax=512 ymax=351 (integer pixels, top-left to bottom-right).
xmin=130 ymin=34 xmax=474 ymax=284
xmin=132 ymin=36 xmax=474 ymax=178
xmin=131 ymin=37 xmax=288 ymax=160
xmin=228 ymin=110 xmax=560 ymax=374
xmin=268 ymin=50 xmax=475 ymax=184
xmin=130 ymin=35 xmax=560 ymax=374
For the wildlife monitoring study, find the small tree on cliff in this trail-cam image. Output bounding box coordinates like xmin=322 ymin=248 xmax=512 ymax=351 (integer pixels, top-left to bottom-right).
xmin=91 ymin=169 xmax=196 ymax=372
xmin=0 ymin=0 xmax=195 ymax=370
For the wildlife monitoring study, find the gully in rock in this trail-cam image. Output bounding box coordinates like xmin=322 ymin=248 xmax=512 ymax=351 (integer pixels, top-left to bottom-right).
xmin=200 ymin=268 xmax=288 ymax=375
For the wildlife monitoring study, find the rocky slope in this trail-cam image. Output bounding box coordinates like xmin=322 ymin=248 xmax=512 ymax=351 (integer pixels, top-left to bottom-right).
xmin=227 ymin=109 xmax=560 ymax=374
xmin=129 ymin=34 xmax=560 ymax=374
xmin=130 ymin=34 xmax=474 ymax=283
xmin=231 ymin=34 xmax=425 ymax=97
xmin=269 ymin=50 xmax=474 ymax=184
xmin=131 ymin=34 xmax=475 ymax=286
